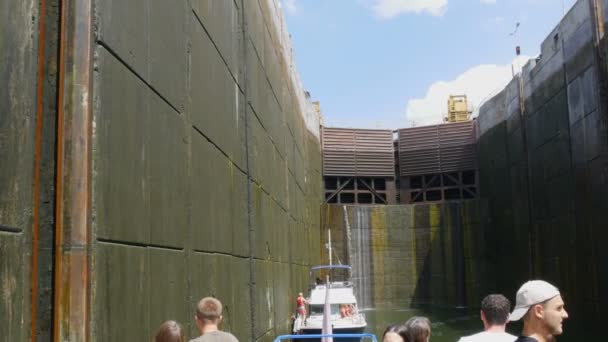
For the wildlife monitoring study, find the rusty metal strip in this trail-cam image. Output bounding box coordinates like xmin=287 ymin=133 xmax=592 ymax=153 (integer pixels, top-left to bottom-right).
xmin=53 ymin=0 xmax=93 ymax=340
xmin=591 ymin=0 xmax=604 ymax=44
xmin=31 ymin=0 xmax=48 ymax=339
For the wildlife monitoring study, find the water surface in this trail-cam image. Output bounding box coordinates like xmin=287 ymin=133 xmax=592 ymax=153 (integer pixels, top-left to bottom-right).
xmin=364 ymin=306 xmax=486 ymax=342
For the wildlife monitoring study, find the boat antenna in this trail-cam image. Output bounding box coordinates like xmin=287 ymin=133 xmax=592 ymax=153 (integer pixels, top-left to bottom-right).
xmin=328 ymin=229 xmax=332 ymax=266
xmin=332 ymin=249 xmax=342 ymax=265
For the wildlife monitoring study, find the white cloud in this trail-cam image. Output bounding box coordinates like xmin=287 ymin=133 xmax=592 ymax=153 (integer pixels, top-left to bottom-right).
xmin=480 ymin=0 xmax=496 ymax=4
xmin=281 ymin=0 xmax=298 ymax=15
xmin=373 ymin=0 xmax=448 ymax=19
xmin=404 ymin=56 xmax=530 ymax=127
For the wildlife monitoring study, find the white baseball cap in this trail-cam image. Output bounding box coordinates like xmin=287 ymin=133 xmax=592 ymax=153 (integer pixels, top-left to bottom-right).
xmin=509 ymin=280 xmax=560 ymax=321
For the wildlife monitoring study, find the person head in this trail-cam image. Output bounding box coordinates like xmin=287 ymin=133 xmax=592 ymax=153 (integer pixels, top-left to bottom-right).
xmin=382 ymin=323 xmax=406 ymax=342
xmin=339 ymin=304 xmax=353 ymax=318
xmin=154 ymin=320 xmax=184 ymax=342
xmin=509 ymin=280 xmax=568 ymax=337
xmin=194 ymin=297 xmax=223 ymax=332
xmin=298 ymin=292 xmax=303 ymax=297
xmin=480 ymin=294 xmax=511 ymax=329
xmin=403 ymin=316 xmax=431 ymax=342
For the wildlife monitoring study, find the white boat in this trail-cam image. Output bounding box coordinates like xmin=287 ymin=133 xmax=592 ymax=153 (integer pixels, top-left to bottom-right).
xmin=295 ymin=265 xmax=367 ymax=341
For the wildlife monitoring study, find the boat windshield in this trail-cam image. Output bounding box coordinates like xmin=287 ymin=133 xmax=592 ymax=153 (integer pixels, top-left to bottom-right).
xmin=310 ymin=266 xmax=351 ymax=287
xmin=309 ymin=303 xmax=356 ymax=317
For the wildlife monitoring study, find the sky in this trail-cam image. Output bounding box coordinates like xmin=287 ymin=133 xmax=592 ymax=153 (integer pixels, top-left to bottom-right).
xmin=282 ymin=0 xmax=577 ymax=128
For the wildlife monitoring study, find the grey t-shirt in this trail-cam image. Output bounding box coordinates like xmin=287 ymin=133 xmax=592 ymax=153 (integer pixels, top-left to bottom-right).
xmin=457 ymin=331 xmax=517 ymax=342
xmin=189 ymin=331 xmax=239 ymax=342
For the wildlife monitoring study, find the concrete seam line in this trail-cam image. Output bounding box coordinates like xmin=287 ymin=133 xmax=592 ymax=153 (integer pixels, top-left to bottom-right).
xmin=239 ymin=0 xmax=257 ymax=340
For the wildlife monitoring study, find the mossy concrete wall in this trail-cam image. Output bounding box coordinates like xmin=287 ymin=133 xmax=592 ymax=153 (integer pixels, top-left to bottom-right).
xmin=0 ymin=1 xmax=39 ymax=340
xmin=1 ymin=0 xmax=322 ymax=341
xmin=477 ymin=0 xmax=608 ymax=333
xmin=91 ymin=0 xmax=322 ymax=341
xmin=0 ymin=0 xmax=60 ymax=340
xmin=321 ymin=202 xmax=491 ymax=310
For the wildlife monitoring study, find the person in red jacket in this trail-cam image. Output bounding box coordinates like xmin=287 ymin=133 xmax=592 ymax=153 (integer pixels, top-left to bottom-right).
xmin=296 ymin=292 xmax=307 ymax=318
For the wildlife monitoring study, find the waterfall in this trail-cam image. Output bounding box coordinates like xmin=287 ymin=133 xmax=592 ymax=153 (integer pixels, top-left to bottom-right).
xmin=345 ymin=206 xmax=373 ymax=310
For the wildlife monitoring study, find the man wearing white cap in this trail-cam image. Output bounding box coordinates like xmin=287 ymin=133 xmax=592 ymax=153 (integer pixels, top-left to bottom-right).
xmin=509 ymin=280 xmax=569 ymax=342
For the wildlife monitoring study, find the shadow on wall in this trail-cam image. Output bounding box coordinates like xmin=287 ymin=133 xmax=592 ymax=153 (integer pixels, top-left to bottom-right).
xmin=475 ymin=1 xmax=608 ymax=336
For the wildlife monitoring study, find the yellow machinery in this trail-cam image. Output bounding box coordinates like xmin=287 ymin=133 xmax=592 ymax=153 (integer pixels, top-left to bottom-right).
xmin=446 ymin=95 xmax=471 ymax=122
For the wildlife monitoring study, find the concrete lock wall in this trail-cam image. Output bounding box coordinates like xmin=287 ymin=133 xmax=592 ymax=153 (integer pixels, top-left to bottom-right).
xmin=0 ymin=0 xmax=323 ymax=341
xmin=1 ymin=0 xmax=62 ymax=339
xmin=320 ymin=202 xmax=491 ymax=310
xmin=91 ymin=0 xmax=322 ymax=341
xmin=477 ymin=0 xmax=608 ymax=334
xmin=0 ymin=0 xmax=40 ymax=340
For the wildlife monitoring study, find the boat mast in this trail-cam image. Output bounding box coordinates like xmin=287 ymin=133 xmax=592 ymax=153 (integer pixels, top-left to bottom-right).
xmin=328 ymin=229 xmax=332 ymax=266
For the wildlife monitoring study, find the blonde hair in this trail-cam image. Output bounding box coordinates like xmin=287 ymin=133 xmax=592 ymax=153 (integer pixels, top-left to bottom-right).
xmin=196 ymin=297 xmax=223 ymax=322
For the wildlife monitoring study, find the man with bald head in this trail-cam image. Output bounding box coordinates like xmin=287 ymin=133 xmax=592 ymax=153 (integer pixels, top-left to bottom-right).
xmin=509 ymin=280 xmax=568 ymax=342
xmin=190 ymin=297 xmax=239 ymax=342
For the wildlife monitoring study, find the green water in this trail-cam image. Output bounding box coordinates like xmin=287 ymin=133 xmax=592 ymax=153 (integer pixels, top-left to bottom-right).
xmin=363 ymin=306 xmax=482 ymax=342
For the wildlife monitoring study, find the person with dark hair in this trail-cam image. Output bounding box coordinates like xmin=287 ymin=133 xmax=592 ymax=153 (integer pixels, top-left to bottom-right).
xmin=458 ymin=294 xmax=516 ymax=342
xmin=402 ymin=316 xmax=431 ymax=342
xmin=189 ymin=297 xmax=239 ymax=342
xmin=509 ymin=280 xmax=568 ymax=342
xmin=155 ymin=320 xmax=185 ymax=342
xmin=382 ymin=323 xmax=406 ymax=342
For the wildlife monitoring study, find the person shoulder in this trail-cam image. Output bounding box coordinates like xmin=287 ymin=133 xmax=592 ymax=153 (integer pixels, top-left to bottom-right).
xmin=501 ymin=332 xmax=517 ymax=341
xmin=513 ymin=337 xmax=538 ymax=342
xmin=457 ymin=331 xmax=484 ymax=342
xmin=189 ymin=331 xmax=239 ymax=342
xmin=458 ymin=331 xmax=517 ymax=342
xmin=216 ymin=330 xmax=239 ymax=342
xmin=228 ymin=332 xmax=239 ymax=342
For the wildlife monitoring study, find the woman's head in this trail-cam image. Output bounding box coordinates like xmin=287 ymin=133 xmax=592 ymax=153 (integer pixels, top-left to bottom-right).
xmin=154 ymin=320 xmax=184 ymax=342
xmin=403 ymin=316 xmax=431 ymax=342
xmin=382 ymin=323 xmax=407 ymax=342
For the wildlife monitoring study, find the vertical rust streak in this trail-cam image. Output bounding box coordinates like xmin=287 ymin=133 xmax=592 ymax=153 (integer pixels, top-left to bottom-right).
xmin=31 ymin=0 xmax=47 ymax=340
xmin=53 ymin=0 xmax=93 ymax=340
xmin=53 ymin=0 xmax=67 ymax=339
xmin=592 ymin=0 xmax=604 ymax=43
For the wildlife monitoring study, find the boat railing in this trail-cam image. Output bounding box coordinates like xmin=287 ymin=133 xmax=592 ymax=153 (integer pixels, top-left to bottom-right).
xmin=273 ymin=333 xmax=377 ymax=342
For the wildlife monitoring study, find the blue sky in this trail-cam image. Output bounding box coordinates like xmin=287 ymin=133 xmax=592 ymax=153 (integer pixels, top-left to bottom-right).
xmin=283 ymin=0 xmax=577 ymax=128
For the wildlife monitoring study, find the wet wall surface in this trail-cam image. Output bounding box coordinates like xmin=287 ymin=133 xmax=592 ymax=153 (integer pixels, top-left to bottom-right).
xmin=90 ymin=0 xmax=322 ymax=341
xmin=321 ymin=202 xmax=490 ymax=310
xmin=1 ymin=0 xmax=323 ymax=341
xmin=0 ymin=0 xmax=41 ymax=340
xmin=477 ymin=0 xmax=608 ymax=334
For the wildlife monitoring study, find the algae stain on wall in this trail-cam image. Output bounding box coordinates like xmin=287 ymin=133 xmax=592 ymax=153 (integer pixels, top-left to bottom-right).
xmin=370 ymin=207 xmax=387 ymax=306
xmin=429 ymin=204 xmax=441 ymax=228
xmin=461 ymin=203 xmax=478 ymax=307
xmin=409 ymin=206 xmax=418 ymax=302
xmin=322 ymin=201 xmax=489 ymax=309
xmin=443 ymin=206 xmax=456 ymax=305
